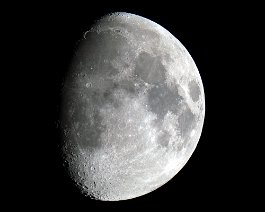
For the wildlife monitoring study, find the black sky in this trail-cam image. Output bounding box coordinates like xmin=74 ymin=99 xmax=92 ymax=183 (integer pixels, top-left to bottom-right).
xmin=7 ymin=1 xmax=261 ymax=210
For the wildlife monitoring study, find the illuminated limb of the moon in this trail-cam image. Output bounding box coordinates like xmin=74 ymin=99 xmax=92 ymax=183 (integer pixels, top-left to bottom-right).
xmin=60 ymin=12 xmax=205 ymax=201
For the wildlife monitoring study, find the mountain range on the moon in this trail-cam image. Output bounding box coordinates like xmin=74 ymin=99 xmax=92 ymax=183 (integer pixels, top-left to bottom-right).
xmin=60 ymin=12 xmax=205 ymax=201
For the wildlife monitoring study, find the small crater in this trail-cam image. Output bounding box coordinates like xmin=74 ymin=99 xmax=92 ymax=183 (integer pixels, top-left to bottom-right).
xmin=85 ymin=82 xmax=92 ymax=88
xmin=114 ymin=29 xmax=121 ymax=33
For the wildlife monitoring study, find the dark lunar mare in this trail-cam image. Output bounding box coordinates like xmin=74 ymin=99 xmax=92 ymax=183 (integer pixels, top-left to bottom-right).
xmin=177 ymin=106 xmax=196 ymax=150
xmin=148 ymin=83 xmax=183 ymax=119
xmin=134 ymin=52 xmax=166 ymax=84
xmin=133 ymin=51 xmax=197 ymax=149
xmin=188 ymin=80 xmax=200 ymax=102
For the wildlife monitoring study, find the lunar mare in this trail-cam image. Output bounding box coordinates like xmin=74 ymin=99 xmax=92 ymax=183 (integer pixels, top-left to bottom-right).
xmin=61 ymin=12 xmax=205 ymax=201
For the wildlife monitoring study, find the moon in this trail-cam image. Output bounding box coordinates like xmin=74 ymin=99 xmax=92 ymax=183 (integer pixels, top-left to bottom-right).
xmin=60 ymin=12 xmax=205 ymax=201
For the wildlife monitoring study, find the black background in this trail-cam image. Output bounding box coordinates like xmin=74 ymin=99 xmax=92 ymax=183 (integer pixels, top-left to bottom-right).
xmin=7 ymin=0 xmax=261 ymax=210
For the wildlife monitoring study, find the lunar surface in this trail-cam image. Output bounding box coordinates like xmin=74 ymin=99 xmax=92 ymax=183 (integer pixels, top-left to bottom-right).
xmin=60 ymin=12 xmax=205 ymax=201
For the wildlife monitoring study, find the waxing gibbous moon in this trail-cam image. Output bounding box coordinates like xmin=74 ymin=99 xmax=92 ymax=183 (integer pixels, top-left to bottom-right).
xmin=60 ymin=12 xmax=205 ymax=201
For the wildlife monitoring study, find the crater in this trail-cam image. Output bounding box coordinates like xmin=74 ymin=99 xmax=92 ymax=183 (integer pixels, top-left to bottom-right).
xmin=147 ymin=83 xmax=183 ymax=120
xmin=134 ymin=52 xmax=166 ymax=84
xmin=188 ymin=80 xmax=200 ymax=102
